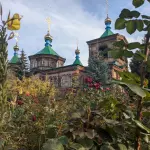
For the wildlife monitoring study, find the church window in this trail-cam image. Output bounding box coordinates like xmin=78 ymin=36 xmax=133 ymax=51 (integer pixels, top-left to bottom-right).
xmin=61 ymin=76 xmax=71 ymax=87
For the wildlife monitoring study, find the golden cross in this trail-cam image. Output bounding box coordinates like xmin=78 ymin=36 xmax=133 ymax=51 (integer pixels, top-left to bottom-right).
xmin=46 ymin=17 xmax=51 ymax=32
xmin=76 ymin=38 xmax=79 ymax=49
xmin=105 ymin=0 xmax=109 ymax=17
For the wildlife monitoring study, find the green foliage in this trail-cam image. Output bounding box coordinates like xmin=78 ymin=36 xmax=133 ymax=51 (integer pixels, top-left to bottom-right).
xmin=42 ymin=139 xmax=64 ymax=150
xmin=111 ymin=0 xmax=150 ymax=149
xmin=20 ymin=49 xmax=29 ymax=76
xmin=87 ymin=56 xmax=109 ymax=84
xmin=132 ymin=0 xmax=144 ymax=8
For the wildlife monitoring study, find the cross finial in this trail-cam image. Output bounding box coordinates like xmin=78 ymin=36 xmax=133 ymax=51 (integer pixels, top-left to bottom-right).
xmin=105 ymin=0 xmax=109 ymax=17
xmin=46 ymin=17 xmax=51 ymax=32
xmin=14 ymin=32 xmax=19 ymax=45
xmin=76 ymin=38 xmax=79 ymax=49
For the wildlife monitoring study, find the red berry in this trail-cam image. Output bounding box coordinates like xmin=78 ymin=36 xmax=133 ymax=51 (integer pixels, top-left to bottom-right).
xmin=16 ymin=100 xmax=24 ymax=105
xmin=32 ymin=115 xmax=36 ymax=122
xmin=26 ymin=91 xmax=30 ymax=96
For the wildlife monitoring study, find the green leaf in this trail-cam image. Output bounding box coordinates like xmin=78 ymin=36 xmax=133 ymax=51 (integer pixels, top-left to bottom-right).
xmin=131 ymin=11 xmax=140 ymax=18
xmin=42 ymin=139 xmax=64 ymax=150
xmin=69 ymin=142 xmax=85 ymax=150
xmin=143 ymin=101 xmax=150 ymax=107
xmin=142 ymin=15 xmax=150 ymax=19
xmin=126 ymin=20 xmax=136 ymax=34
xmin=134 ymin=120 xmax=150 ymax=133
xmin=113 ymin=81 xmax=146 ymax=98
xmin=118 ymin=144 xmax=127 ymax=150
xmin=115 ymin=18 xmax=126 ymax=30
xmin=0 ymin=139 xmax=5 ymax=149
xmin=113 ymin=40 xmax=126 ymax=48
xmin=142 ymin=111 xmax=150 ymax=117
xmin=109 ymin=50 xmax=123 ymax=59
xmin=143 ymin=20 xmax=150 ymax=26
xmin=58 ymin=136 xmax=68 ymax=145
xmin=128 ymin=42 xmax=141 ymax=50
xmin=136 ymin=20 xmax=144 ymax=31
xmin=100 ymin=145 xmax=115 ymax=150
xmin=77 ymin=138 xmax=93 ymax=149
xmin=132 ymin=0 xmax=145 ymax=8
xmin=47 ymin=125 xmax=57 ymax=138
xmin=123 ymin=50 xmax=133 ymax=58
xmin=148 ymin=0 xmax=150 ymax=2
xmin=119 ymin=9 xmax=131 ymax=18
xmin=134 ymin=51 xmax=146 ymax=61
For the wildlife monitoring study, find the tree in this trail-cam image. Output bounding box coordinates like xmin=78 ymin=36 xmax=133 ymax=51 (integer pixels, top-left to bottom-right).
xmin=0 ymin=4 xmax=22 ymax=130
xmin=20 ymin=49 xmax=29 ymax=76
xmin=87 ymin=56 xmax=109 ymax=85
xmin=111 ymin=0 xmax=150 ymax=149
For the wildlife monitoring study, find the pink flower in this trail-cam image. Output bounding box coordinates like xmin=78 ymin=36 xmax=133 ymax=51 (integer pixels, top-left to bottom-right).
xmin=106 ymin=87 xmax=110 ymax=91
xmin=85 ymin=77 xmax=93 ymax=83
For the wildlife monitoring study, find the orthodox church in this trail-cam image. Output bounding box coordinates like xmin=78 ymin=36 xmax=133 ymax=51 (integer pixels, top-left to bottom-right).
xmin=9 ymin=15 xmax=128 ymax=88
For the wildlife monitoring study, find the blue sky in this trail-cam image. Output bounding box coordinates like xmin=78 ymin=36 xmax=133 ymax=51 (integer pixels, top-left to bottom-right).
xmin=2 ymin=0 xmax=149 ymax=66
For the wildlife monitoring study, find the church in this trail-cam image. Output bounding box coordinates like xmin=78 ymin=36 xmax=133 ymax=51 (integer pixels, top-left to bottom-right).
xmin=9 ymin=15 xmax=128 ymax=89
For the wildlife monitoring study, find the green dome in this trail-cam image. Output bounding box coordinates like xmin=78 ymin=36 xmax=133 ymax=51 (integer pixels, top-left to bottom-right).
xmin=10 ymin=55 xmax=20 ymax=64
xmin=36 ymin=45 xmax=59 ymax=56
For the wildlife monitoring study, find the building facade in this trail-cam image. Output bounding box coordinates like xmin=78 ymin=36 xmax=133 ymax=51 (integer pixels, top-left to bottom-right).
xmin=9 ymin=15 xmax=128 ymax=88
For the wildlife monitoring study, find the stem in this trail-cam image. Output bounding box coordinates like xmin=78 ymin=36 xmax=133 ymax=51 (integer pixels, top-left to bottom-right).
xmin=135 ymin=33 xmax=150 ymax=150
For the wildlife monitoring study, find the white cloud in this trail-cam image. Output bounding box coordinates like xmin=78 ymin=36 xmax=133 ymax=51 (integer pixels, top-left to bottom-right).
xmin=2 ymin=0 xmax=146 ymax=67
xmin=2 ymin=0 xmax=106 ymax=66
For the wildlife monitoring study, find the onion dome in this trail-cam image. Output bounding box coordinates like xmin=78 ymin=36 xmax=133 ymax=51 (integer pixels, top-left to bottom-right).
xmin=100 ymin=15 xmax=114 ymax=38
xmin=44 ymin=31 xmax=53 ymax=41
xmin=73 ymin=46 xmax=83 ymax=66
xmin=9 ymin=43 xmax=20 ymax=64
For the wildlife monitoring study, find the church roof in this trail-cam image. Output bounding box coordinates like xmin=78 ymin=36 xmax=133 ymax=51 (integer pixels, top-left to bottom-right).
xmin=72 ymin=47 xmax=83 ymax=66
xmin=10 ymin=54 xmax=20 ymax=64
xmin=9 ymin=44 xmax=20 ymax=64
xmin=73 ymin=58 xmax=83 ymax=66
xmin=36 ymin=45 xmax=59 ymax=56
xmin=100 ymin=29 xmax=114 ymax=38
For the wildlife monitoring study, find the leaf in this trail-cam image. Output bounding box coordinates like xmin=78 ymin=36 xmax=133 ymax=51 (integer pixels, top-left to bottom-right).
xmin=8 ymin=32 xmax=14 ymax=40
xmin=142 ymin=15 xmax=150 ymax=19
xmin=143 ymin=101 xmax=150 ymax=107
xmin=126 ymin=20 xmax=136 ymax=34
xmin=0 ymin=139 xmax=5 ymax=148
xmin=109 ymin=50 xmax=123 ymax=59
xmin=112 ymin=81 xmax=146 ymax=98
xmin=58 ymin=136 xmax=68 ymax=145
xmin=47 ymin=125 xmax=57 ymax=138
xmin=69 ymin=142 xmax=85 ymax=150
xmin=85 ymin=129 xmax=97 ymax=139
xmin=148 ymin=0 xmax=150 ymax=2
xmin=119 ymin=9 xmax=131 ymax=18
xmin=113 ymin=40 xmax=126 ymax=48
xmin=142 ymin=111 xmax=150 ymax=117
xmin=123 ymin=50 xmax=133 ymax=58
xmin=134 ymin=120 xmax=150 ymax=133
xmin=118 ymin=144 xmax=127 ymax=150
xmin=42 ymin=139 xmax=64 ymax=150
xmin=100 ymin=145 xmax=115 ymax=150
xmin=77 ymin=138 xmax=93 ymax=149
xmin=143 ymin=20 xmax=150 ymax=26
xmin=128 ymin=42 xmax=141 ymax=50
xmin=130 ymin=11 xmax=140 ymax=18
xmin=132 ymin=0 xmax=145 ymax=8
xmin=136 ymin=20 xmax=144 ymax=31
xmin=115 ymin=18 xmax=126 ymax=30
xmin=0 ymin=2 xmax=2 ymax=20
